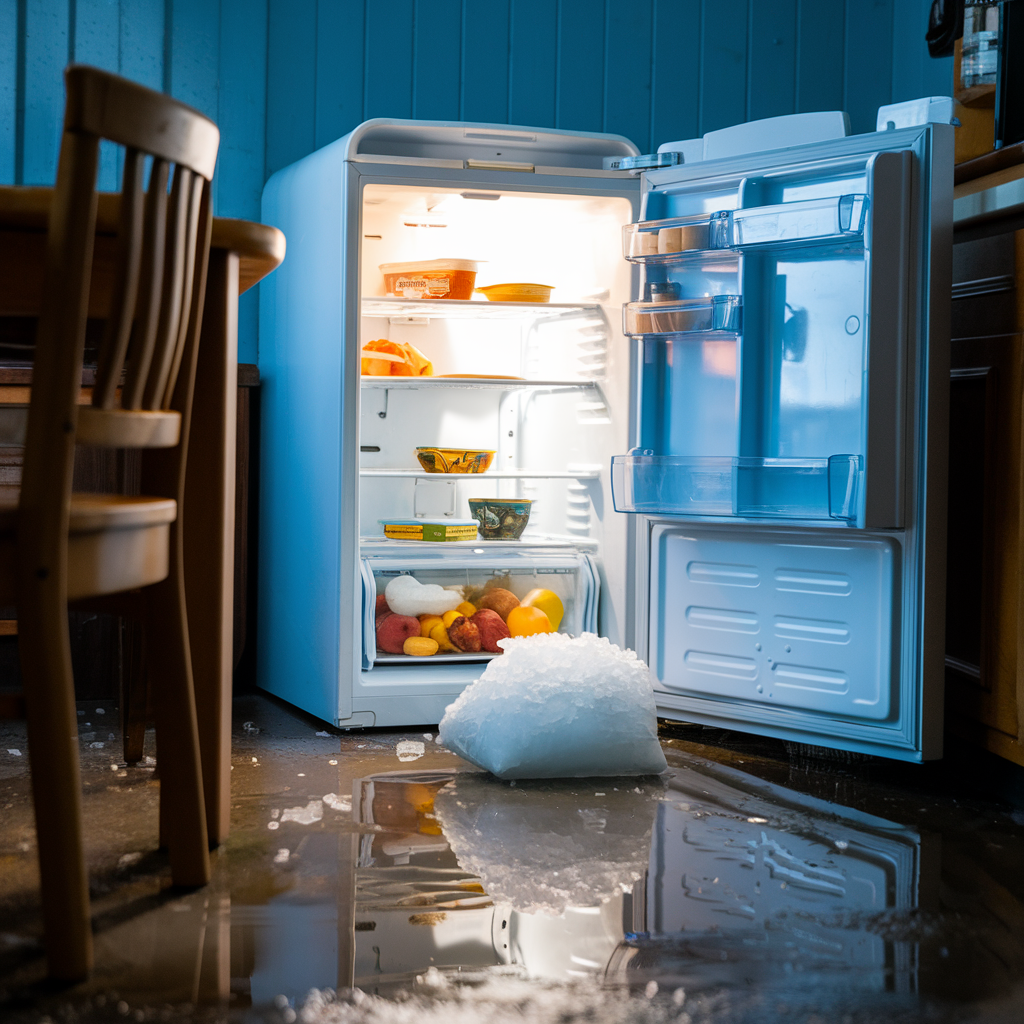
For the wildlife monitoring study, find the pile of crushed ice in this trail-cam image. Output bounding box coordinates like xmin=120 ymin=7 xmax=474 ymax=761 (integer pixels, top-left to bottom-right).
xmin=432 ymin=773 xmax=659 ymax=915
xmin=294 ymin=974 xmax=689 ymax=1024
xmin=438 ymin=633 xmax=667 ymax=779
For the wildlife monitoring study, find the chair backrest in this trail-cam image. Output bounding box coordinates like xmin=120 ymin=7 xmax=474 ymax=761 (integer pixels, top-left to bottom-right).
xmin=18 ymin=65 xmax=219 ymax=555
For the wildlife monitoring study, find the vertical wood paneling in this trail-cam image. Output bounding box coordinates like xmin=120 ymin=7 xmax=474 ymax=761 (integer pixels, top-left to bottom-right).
xmin=509 ymin=0 xmax=557 ymax=128
xmin=365 ymin=0 xmax=413 ymax=122
xmin=892 ymin=0 xmax=952 ymax=102
xmin=796 ymin=0 xmax=845 ymax=115
xmin=749 ymin=0 xmax=797 ymax=123
xmin=265 ymin=0 xmax=316 ymax=177
xmin=0 ymin=0 xmax=18 ymax=183
xmin=462 ymin=0 xmax=510 ymax=123
xmin=652 ymin=0 xmax=701 ymax=147
xmin=603 ymin=0 xmax=652 ymax=151
xmin=700 ymin=0 xmax=747 ymax=135
xmin=845 ymin=0 xmax=893 ymax=135
xmin=119 ymin=0 xmax=164 ymax=92
xmin=0 ymin=0 xmax=971 ymax=364
xmin=74 ymin=0 xmax=122 ymax=190
xmin=219 ymin=0 xmax=267 ymax=363
xmin=412 ymin=0 xmax=461 ymax=122
xmin=23 ymin=0 xmax=70 ymax=185
xmin=316 ymin=0 xmax=365 ymax=147
xmin=556 ymin=0 xmax=604 ymax=133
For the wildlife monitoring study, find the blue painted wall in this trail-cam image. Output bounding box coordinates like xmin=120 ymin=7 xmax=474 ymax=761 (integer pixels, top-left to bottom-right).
xmin=1 ymin=0 xmax=952 ymax=362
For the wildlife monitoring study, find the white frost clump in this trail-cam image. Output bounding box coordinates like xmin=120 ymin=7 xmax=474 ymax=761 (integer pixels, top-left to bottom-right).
xmin=438 ymin=633 xmax=667 ymax=779
xmin=385 ymin=575 xmax=462 ymax=617
xmin=280 ymin=800 xmax=323 ymax=825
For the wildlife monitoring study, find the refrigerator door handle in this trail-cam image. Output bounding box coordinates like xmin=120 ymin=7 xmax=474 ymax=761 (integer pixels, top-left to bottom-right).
xmin=863 ymin=149 xmax=913 ymax=529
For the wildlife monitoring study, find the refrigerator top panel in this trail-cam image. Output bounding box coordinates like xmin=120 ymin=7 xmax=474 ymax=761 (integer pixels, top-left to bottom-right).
xmin=339 ymin=118 xmax=639 ymax=172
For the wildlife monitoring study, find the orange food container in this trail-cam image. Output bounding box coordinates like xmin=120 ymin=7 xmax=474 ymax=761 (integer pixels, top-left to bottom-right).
xmin=380 ymin=259 xmax=479 ymax=300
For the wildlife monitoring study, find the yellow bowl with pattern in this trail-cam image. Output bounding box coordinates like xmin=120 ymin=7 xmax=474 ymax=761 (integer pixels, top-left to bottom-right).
xmin=415 ymin=447 xmax=496 ymax=474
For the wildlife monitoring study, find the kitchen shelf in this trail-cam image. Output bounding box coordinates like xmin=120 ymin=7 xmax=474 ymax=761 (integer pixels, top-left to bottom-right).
xmin=374 ymin=651 xmax=499 ymax=665
xmin=361 ymin=296 xmax=602 ymax=320
xmin=360 ymin=468 xmax=601 ymax=480
xmin=611 ymin=453 xmax=861 ymax=521
xmin=622 ymin=194 xmax=869 ymax=264
xmin=360 ymin=535 xmax=598 ymax=552
xmin=360 ymin=375 xmax=598 ymax=391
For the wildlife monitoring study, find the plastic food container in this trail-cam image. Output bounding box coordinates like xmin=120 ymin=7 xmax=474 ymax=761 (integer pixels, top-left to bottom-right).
xmin=476 ymin=283 xmax=553 ymax=303
xmin=623 ymin=295 xmax=742 ymax=336
xmin=380 ymin=259 xmax=479 ymax=300
xmin=380 ymin=518 xmax=480 ymax=542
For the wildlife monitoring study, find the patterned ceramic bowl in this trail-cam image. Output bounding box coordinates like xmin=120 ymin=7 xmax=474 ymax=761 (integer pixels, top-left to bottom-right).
xmin=468 ymin=498 xmax=533 ymax=540
xmin=415 ymin=448 xmax=496 ymax=474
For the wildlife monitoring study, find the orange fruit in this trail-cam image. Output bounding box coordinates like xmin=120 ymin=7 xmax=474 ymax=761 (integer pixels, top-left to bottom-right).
xmin=520 ymin=588 xmax=564 ymax=631
xmin=507 ymin=605 xmax=553 ymax=637
xmin=456 ymin=601 xmax=477 ymax=617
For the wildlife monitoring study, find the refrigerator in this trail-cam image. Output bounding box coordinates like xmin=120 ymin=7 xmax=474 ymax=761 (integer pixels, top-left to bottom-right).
xmin=259 ymin=112 xmax=952 ymax=761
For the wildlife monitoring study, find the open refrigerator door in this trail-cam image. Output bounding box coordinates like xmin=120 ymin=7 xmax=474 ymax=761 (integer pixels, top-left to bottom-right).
xmin=614 ymin=119 xmax=952 ymax=760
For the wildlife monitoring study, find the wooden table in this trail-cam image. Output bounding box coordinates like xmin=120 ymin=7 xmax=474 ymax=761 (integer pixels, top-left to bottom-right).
xmin=0 ymin=186 xmax=285 ymax=843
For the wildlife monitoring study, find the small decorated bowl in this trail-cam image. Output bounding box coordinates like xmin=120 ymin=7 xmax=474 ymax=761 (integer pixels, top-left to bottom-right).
xmin=415 ymin=447 xmax=496 ymax=474
xmin=468 ymin=498 xmax=533 ymax=540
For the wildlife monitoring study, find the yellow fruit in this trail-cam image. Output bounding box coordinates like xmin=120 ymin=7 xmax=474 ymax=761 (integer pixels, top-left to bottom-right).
xmin=419 ymin=614 xmax=443 ymax=637
xmin=521 ymin=588 xmax=563 ymax=631
xmin=403 ymin=636 xmax=439 ymax=657
xmin=507 ymin=605 xmax=553 ymax=637
xmin=430 ymin=623 xmax=458 ymax=652
xmin=456 ymin=601 xmax=477 ymax=617
xmin=442 ymin=609 xmax=462 ymax=628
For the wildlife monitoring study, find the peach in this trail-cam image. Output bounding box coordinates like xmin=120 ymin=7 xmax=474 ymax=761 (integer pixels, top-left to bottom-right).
xmin=376 ymin=612 xmax=421 ymax=654
xmin=477 ymin=587 xmax=520 ymax=622
xmin=447 ymin=615 xmax=482 ymax=653
xmin=471 ymin=608 xmax=510 ymax=653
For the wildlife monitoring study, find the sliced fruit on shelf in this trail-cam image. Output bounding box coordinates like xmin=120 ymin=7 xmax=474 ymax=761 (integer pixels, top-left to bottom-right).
xmin=520 ymin=588 xmax=564 ymax=632
xmin=360 ymin=338 xmax=434 ymax=377
xmin=471 ymin=609 xmax=510 ymax=653
xmin=507 ymin=605 xmax=553 ymax=637
xmin=404 ymin=636 xmax=439 ymax=657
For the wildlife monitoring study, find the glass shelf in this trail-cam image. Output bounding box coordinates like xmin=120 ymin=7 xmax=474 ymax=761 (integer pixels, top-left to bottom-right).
xmin=360 ymin=375 xmax=598 ymax=391
xmin=611 ymin=453 xmax=861 ymax=521
xmin=361 ymin=296 xmax=602 ymax=320
xmin=623 ymin=295 xmax=741 ymax=336
xmin=622 ymin=194 xmax=869 ymax=264
xmin=361 ymin=468 xmax=601 ymax=480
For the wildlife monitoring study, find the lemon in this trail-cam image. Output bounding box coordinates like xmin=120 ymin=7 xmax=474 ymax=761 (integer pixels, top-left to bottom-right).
xmin=520 ymin=588 xmax=563 ymax=631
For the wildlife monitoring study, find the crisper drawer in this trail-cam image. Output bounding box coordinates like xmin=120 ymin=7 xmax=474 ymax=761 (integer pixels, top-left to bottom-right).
xmin=360 ymin=547 xmax=599 ymax=670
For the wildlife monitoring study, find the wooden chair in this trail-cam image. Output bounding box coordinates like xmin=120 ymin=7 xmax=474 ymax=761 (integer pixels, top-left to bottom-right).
xmin=0 ymin=65 xmax=220 ymax=981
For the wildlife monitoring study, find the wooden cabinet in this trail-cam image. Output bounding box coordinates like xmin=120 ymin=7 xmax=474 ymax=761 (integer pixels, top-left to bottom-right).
xmin=946 ymin=230 xmax=1024 ymax=765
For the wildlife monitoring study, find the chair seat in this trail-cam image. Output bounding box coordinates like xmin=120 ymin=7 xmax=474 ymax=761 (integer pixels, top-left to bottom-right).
xmin=0 ymin=487 xmax=177 ymax=601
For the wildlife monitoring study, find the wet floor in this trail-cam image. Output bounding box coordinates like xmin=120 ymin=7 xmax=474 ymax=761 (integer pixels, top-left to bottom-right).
xmin=2 ymin=695 xmax=1024 ymax=1023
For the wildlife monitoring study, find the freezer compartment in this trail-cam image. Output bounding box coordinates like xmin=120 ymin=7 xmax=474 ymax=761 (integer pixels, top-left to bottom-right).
xmin=361 ymin=549 xmax=599 ymax=669
xmin=648 ymin=525 xmax=898 ymax=722
xmin=621 ymin=195 xmax=869 ymax=263
xmin=611 ymin=454 xmax=860 ymax=521
xmin=623 ymin=295 xmax=741 ymax=336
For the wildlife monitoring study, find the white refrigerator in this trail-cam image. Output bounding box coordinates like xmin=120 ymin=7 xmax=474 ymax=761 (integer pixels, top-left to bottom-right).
xmin=258 ymin=112 xmax=951 ymax=761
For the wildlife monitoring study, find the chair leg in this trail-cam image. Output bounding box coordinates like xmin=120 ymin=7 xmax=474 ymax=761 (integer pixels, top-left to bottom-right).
xmin=18 ymin=595 xmax=92 ymax=981
xmin=145 ymin=573 xmax=210 ymax=888
xmin=121 ymin=618 xmax=148 ymax=764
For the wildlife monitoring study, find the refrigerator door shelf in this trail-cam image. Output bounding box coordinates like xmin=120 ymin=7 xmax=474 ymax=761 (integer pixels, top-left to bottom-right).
xmin=361 ymin=468 xmax=602 ymax=480
xmin=623 ymin=295 xmax=741 ymax=336
xmin=360 ymin=377 xmax=601 ymax=392
xmin=361 ymin=296 xmax=603 ymax=320
xmin=611 ymin=454 xmax=861 ymax=522
xmin=621 ymin=194 xmax=868 ymax=263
